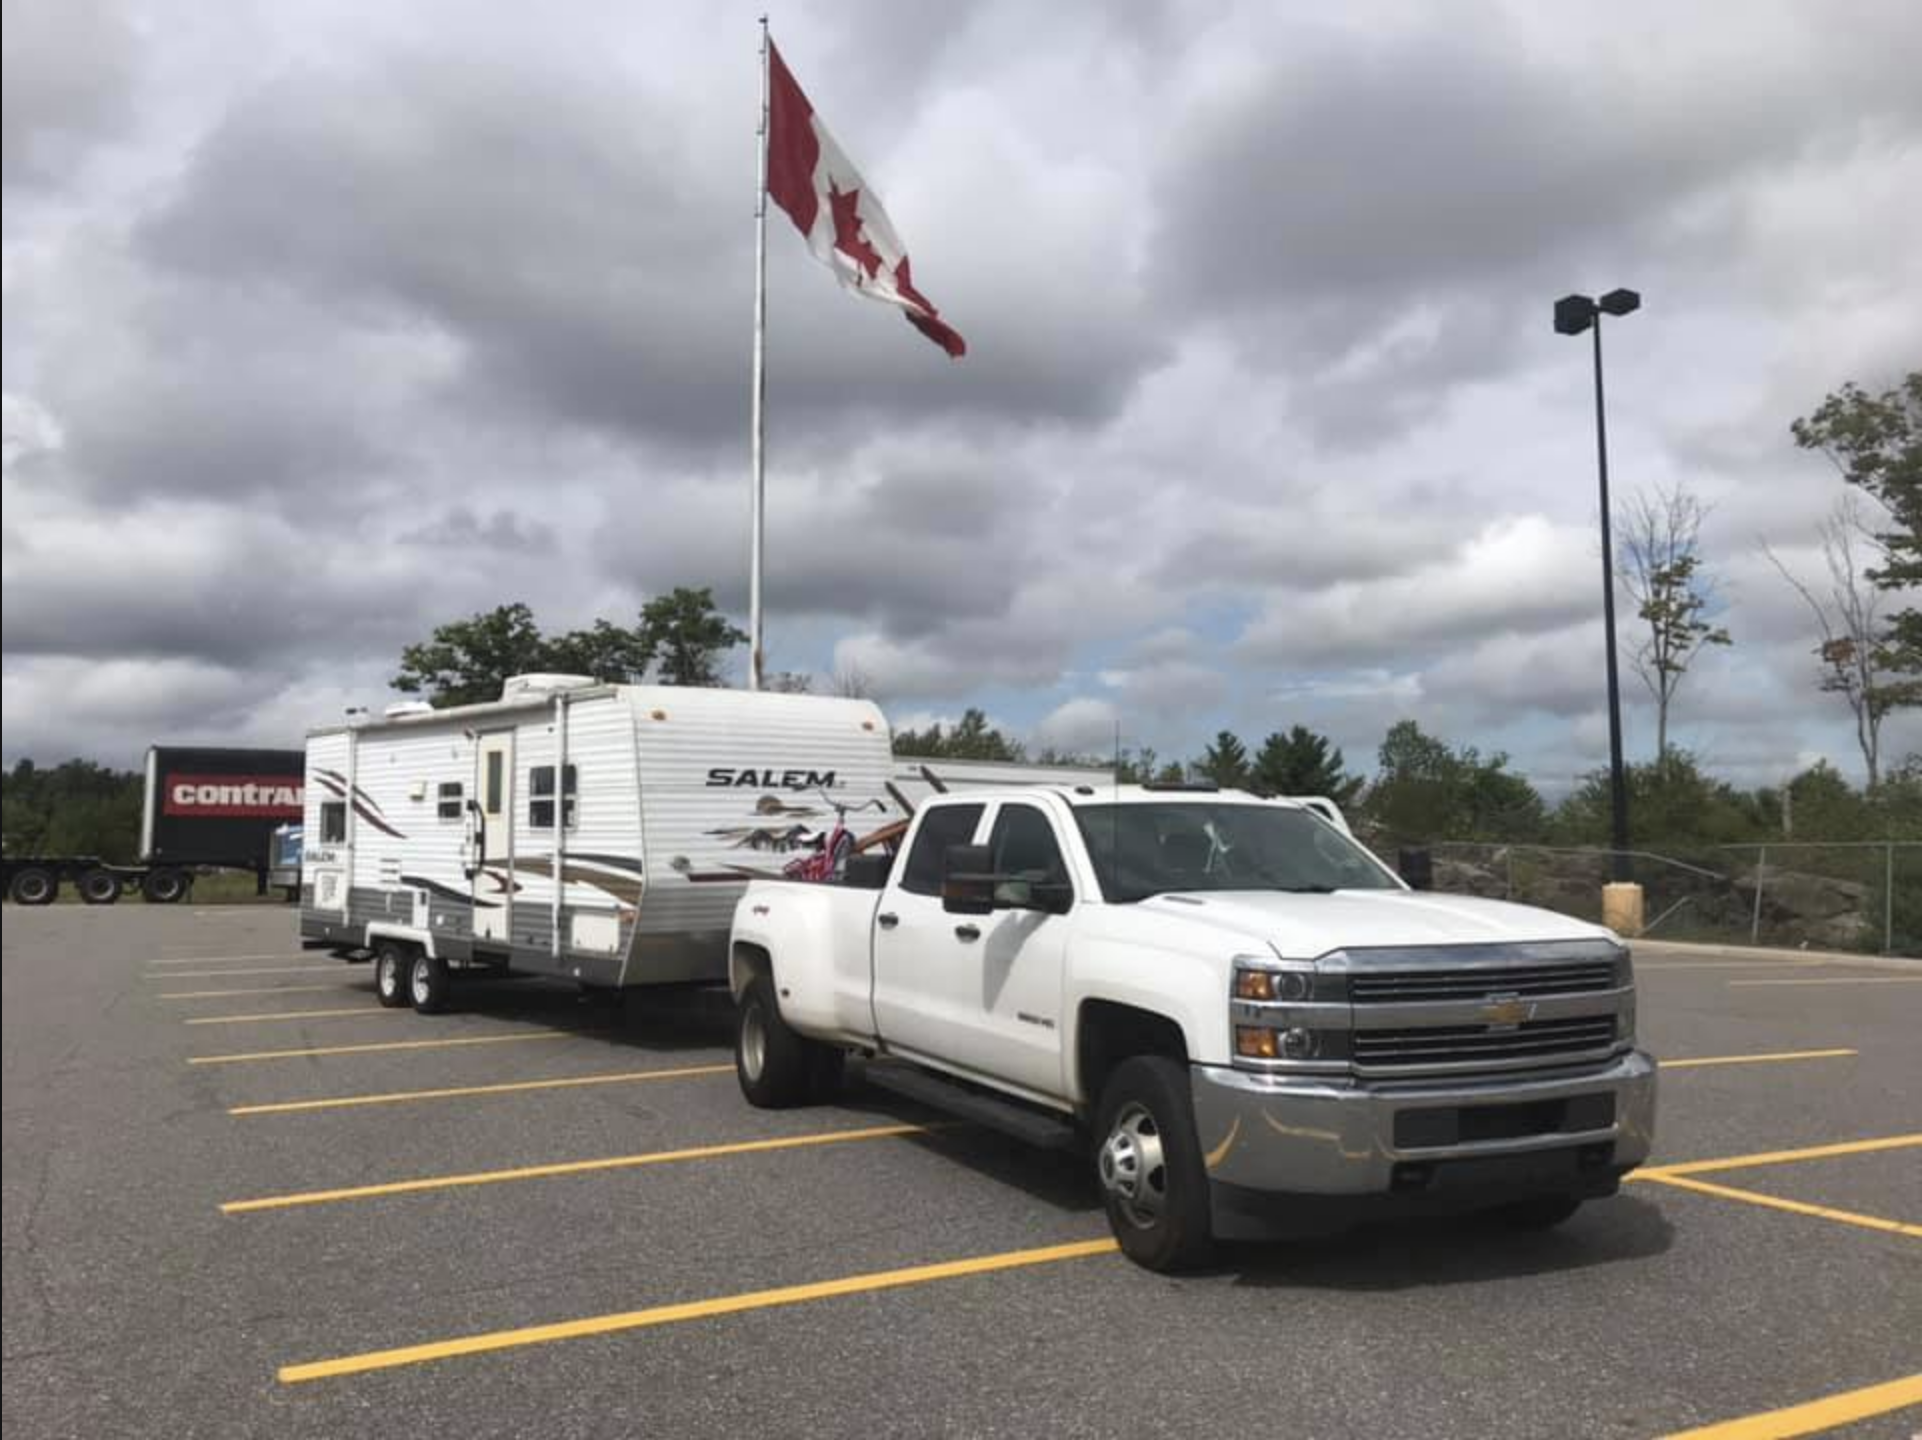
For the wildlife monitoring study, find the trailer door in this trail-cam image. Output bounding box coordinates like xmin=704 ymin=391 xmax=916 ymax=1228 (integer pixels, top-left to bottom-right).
xmin=472 ymin=732 xmax=514 ymax=944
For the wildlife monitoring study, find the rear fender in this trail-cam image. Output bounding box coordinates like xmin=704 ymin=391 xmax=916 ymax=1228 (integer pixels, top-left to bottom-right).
xmin=729 ymin=883 xmax=868 ymax=1037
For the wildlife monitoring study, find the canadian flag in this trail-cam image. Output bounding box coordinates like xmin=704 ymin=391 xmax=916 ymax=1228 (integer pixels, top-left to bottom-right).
xmin=766 ymin=42 xmax=966 ymax=359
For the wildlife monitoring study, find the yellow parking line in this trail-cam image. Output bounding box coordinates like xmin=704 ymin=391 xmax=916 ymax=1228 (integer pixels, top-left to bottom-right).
xmin=161 ymin=985 xmax=355 ymax=1000
xmin=229 ymin=1063 xmax=734 ymax=1115
xmin=148 ymin=966 xmax=345 ymax=979
xmin=1656 ymin=1372 xmax=1922 ymax=1439
xmin=1659 ymin=1049 xmax=1856 ymax=1070
xmin=1636 ymin=1133 xmax=1922 ymax=1178
xmin=1728 ymin=976 xmax=1922 ymax=987
xmin=1636 ymin=961 xmax=1828 ymax=971
xmin=279 ymin=1237 xmax=1119 ymax=1382
xmin=185 ymin=1006 xmax=401 ymax=1026
xmin=1638 ymin=1172 xmax=1922 ymax=1240
xmin=224 ymin=1122 xmax=932 ymax=1213
xmin=189 ymin=1032 xmax=573 ymax=1065
xmin=149 ymin=953 xmax=311 ymax=965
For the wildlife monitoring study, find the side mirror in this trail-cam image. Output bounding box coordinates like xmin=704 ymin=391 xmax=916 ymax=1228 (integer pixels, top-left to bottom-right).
xmin=1398 ymin=847 xmax=1434 ymax=891
xmin=941 ymin=843 xmax=996 ymax=915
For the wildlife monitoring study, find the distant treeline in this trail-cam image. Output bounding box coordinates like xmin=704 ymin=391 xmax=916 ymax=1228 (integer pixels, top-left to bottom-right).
xmin=2 ymin=761 xmax=144 ymax=863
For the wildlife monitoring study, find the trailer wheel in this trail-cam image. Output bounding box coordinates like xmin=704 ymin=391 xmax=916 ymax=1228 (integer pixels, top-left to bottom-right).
xmin=374 ymin=943 xmax=410 ymax=1008
xmin=141 ymin=868 xmax=190 ymax=905
xmin=409 ymin=952 xmax=451 ymax=1015
xmin=9 ymin=867 xmax=58 ymax=906
xmin=78 ymin=869 xmax=122 ymax=905
xmin=735 ymin=975 xmax=816 ymax=1108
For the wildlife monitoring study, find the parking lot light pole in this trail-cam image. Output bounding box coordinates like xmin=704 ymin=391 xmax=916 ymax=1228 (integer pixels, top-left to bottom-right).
xmin=1554 ymin=287 xmax=1641 ymax=883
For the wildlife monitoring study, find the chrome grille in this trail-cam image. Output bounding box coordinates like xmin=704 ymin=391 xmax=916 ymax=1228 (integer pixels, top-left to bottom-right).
xmin=1353 ymin=1016 xmax=1618 ymax=1068
xmin=1350 ymin=962 xmax=1616 ymax=1003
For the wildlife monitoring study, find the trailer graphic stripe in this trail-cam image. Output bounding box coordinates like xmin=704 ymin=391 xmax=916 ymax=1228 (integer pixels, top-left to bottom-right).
xmin=189 ymin=1032 xmax=575 ymax=1064
xmin=228 ymin=1063 xmax=734 ymax=1115
xmin=278 ymin=1237 xmax=1120 ymax=1382
xmin=222 ymin=1122 xmax=933 ymax=1211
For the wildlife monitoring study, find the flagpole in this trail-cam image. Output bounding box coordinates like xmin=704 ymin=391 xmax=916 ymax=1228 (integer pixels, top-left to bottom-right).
xmin=747 ymin=15 xmax=770 ymax=691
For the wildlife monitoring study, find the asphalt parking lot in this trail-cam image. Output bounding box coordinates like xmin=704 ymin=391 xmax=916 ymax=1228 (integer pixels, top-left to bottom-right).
xmin=3 ymin=906 xmax=1917 ymax=1439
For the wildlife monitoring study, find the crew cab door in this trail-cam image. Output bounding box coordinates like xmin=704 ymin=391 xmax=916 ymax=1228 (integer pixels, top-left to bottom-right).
xmin=869 ymin=801 xmax=986 ymax=1068
xmin=869 ymin=799 xmax=1072 ymax=1102
xmin=965 ymin=800 xmax=1074 ymax=1098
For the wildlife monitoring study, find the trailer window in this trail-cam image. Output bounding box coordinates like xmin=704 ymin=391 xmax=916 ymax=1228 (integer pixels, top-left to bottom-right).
xmin=437 ymin=782 xmax=463 ymax=821
xmin=319 ymin=801 xmax=347 ymax=844
xmin=529 ymin=764 xmax=577 ymax=830
xmin=899 ymin=803 xmax=985 ymax=896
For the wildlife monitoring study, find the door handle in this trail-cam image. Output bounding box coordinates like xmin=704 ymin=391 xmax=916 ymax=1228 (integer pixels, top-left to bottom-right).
xmin=876 ymin=912 xmax=900 ymax=929
xmin=954 ymin=923 xmax=981 ymax=942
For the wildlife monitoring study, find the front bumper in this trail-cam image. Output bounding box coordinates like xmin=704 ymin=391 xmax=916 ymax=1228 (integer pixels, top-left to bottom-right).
xmin=1191 ymin=1048 xmax=1656 ymax=1231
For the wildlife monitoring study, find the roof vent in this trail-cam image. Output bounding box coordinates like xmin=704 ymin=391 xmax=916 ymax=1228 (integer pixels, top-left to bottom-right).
xmin=383 ymin=701 xmax=435 ymax=719
xmin=500 ymin=674 xmax=598 ymax=701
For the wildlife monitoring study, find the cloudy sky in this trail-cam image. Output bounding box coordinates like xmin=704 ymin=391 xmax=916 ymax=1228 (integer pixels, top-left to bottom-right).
xmin=4 ymin=0 xmax=1919 ymax=794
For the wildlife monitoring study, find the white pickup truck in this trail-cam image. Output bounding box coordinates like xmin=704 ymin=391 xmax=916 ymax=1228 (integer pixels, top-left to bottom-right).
xmin=728 ymin=785 xmax=1656 ymax=1270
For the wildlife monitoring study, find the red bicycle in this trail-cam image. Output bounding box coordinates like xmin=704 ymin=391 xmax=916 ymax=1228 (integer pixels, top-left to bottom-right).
xmin=782 ymin=794 xmax=889 ymax=882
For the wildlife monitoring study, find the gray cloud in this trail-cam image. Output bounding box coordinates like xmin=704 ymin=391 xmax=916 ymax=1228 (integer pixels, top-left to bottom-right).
xmin=4 ymin=0 xmax=1917 ymax=799
xmin=2 ymin=0 xmax=138 ymax=190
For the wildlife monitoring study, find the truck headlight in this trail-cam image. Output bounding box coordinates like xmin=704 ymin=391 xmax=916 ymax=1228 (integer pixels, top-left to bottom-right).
xmin=1233 ymin=966 xmax=1313 ymax=1002
xmin=1235 ymin=1025 xmax=1322 ymax=1061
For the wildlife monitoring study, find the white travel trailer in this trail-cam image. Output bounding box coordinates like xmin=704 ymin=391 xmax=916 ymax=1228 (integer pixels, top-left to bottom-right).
xmin=298 ymin=677 xmax=896 ymax=1007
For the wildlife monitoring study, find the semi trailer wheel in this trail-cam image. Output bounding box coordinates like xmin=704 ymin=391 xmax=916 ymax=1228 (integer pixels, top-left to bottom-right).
xmin=141 ymin=868 xmax=190 ymax=904
xmin=78 ymin=869 xmax=121 ymax=905
xmin=8 ymin=867 xmax=57 ymax=905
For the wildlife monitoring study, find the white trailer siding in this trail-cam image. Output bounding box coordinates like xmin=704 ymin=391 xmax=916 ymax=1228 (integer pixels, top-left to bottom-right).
xmin=297 ymin=685 xmax=894 ymax=989
xmin=625 ymin=688 xmax=895 ymax=982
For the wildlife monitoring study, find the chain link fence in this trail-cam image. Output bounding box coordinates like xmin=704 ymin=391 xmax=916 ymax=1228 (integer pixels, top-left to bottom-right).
xmin=1422 ymin=841 xmax=1920 ymax=957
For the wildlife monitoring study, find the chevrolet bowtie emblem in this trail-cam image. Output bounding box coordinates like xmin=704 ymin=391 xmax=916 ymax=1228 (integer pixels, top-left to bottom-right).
xmin=1482 ymin=994 xmax=1534 ymax=1029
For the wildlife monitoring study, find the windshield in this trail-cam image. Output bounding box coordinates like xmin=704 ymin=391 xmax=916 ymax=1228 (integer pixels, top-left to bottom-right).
xmin=1072 ymin=802 xmax=1400 ymax=903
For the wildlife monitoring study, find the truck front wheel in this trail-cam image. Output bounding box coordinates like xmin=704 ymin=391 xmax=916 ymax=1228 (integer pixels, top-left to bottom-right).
xmin=735 ymin=976 xmax=816 ymax=1109
xmin=1095 ymin=1056 xmax=1215 ymax=1272
xmin=9 ymin=867 xmax=58 ymax=906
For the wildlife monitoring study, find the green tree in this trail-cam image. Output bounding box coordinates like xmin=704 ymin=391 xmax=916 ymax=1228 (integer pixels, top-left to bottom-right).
xmin=394 ymin=603 xmax=557 ymax=707
xmin=1367 ymin=720 xmax=1545 ymax=842
xmin=641 ymin=586 xmax=749 ymax=687
xmin=1195 ymin=731 xmax=1251 ymax=788
xmin=1793 ymin=372 xmax=1922 ymax=707
xmin=892 ymin=708 xmax=1026 ymax=762
xmin=1552 ymin=751 xmax=1762 ymax=847
xmin=546 ymin=618 xmax=655 ymax=686
xmin=1250 ymin=725 xmax=1363 ymax=805
xmin=394 ymin=588 xmax=745 ymax=706
xmin=1617 ymin=484 xmax=1731 ymax=762
xmin=1 ymin=759 xmax=143 ymax=862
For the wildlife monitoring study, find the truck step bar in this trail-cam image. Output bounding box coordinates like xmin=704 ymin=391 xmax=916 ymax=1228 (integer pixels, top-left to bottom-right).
xmin=864 ymin=1063 xmax=1081 ymax=1151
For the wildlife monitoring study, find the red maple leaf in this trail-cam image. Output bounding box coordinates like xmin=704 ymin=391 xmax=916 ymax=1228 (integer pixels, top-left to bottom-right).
xmin=828 ymin=180 xmax=883 ymax=280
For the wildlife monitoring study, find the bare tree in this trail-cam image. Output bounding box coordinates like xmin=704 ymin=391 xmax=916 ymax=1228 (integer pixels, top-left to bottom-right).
xmin=1765 ymin=494 xmax=1897 ymax=787
xmin=830 ymin=664 xmax=875 ymax=699
xmin=764 ymin=671 xmax=815 ymax=693
xmin=1616 ymin=484 xmax=1731 ymax=763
